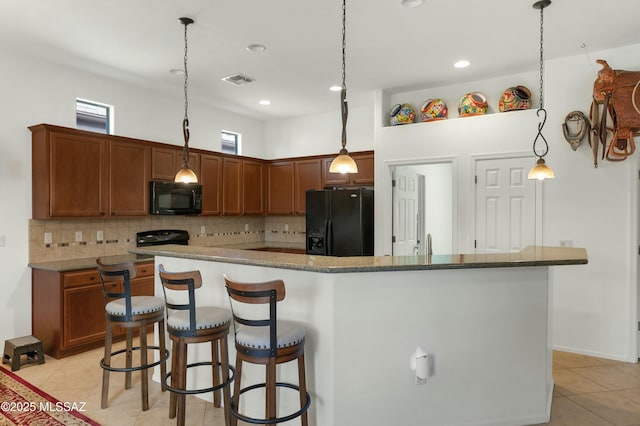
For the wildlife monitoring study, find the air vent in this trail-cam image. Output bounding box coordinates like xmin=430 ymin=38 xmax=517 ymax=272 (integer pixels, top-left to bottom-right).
xmin=221 ymin=73 xmax=255 ymax=85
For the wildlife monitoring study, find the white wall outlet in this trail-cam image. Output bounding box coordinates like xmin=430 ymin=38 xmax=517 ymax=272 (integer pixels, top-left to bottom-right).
xmin=96 ymin=230 xmax=104 ymax=241
xmin=44 ymin=232 xmax=52 ymax=244
xmin=244 ymin=224 xmax=249 ymax=232
xmin=200 ymin=226 xmax=206 ymax=235
xmin=284 ymin=224 xmax=289 ymax=232
xmin=75 ymin=231 xmax=83 ymax=242
xmin=560 ymin=240 xmax=573 ymax=247
xmin=0 ymin=234 xmax=5 ymax=247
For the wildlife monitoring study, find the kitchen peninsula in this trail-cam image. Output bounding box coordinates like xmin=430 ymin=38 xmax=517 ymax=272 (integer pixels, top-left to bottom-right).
xmin=130 ymin=245 xmax=587 ymax=426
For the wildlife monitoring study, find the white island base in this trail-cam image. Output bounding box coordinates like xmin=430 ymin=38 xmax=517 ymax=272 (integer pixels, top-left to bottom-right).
xmin=149 ymin=253 xmax=561 ymax=426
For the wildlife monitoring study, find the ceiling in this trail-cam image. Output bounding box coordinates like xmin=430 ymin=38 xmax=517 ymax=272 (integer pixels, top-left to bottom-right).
xmin=1 ymin=0 xmax=639 ymax=121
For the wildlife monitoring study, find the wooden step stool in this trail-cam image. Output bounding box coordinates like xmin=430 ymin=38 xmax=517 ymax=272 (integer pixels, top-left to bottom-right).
xmin=3 ymin=336 xmax=45 ymax=371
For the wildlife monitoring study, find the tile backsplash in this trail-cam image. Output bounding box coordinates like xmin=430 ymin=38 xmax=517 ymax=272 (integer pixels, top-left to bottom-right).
xmin=29 ymin=215 xmax=306 ymax=263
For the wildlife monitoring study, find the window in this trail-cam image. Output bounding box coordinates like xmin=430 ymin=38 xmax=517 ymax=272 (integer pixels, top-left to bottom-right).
xmin=221 ymin=130 xmax=241 ymax=155
xmin=76 ymin=99 xmax=112 ymax=134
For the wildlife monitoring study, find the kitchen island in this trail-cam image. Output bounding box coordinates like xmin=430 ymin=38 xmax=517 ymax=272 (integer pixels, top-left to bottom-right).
xmin=130 ymin=245 xmax=587 ymax=426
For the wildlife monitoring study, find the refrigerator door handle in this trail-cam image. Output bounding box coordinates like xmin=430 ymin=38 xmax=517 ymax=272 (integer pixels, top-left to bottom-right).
xmin=326 ymin=219 xmax=332 ymax=256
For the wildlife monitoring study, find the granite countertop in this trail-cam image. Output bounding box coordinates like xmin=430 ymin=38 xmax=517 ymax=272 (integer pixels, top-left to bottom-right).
xmin=28 ymin=254 xmax=154 ymax=272
xmin=129 ymin=245 xmax=588 ymax=273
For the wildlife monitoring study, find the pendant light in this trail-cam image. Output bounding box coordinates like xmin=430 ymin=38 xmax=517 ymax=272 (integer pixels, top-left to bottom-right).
xmin=174 ymin=17 xmax=198 ymax=183
xmin=329 ymin=0 xmax=358 ymax=174
xmin=527 ymin=0 xmax=555 ymax=180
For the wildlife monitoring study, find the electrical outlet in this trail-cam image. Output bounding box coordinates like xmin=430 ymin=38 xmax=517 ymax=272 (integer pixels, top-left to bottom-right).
xmin=284 ymin=224 xmax=289 ymax=232
xmin=560 ymin=240 xmax=573 ymax=247
xmin=96 ymin=230 xmax=104 ymax=241
xmin=44 ymin=232 xmax=52 ymax=244
xmin=75 ymin=231 xmax=83 ymax=242
xmin=244 ymin=224 xmax=249 ymax=232
xmin=200 ymin=226 xmax=206 ymax=235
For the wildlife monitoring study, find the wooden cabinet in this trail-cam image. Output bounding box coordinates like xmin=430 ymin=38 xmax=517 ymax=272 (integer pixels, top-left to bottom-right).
xmin=243 ymin=159 xmax=265 ymax=215
xmin=267 ymin=161 xmax=295 ymax=214
xmin=109 ymin=140 xmax=150 ymax=216
xmin=322 ymin=151 xmax=374 ymax=187
xmin=31 ymin=126 xmax=108 ymax=218
xmin=151 ymin=146 xmax=199 ymax=181
xmin=32 ymin=261 xmax=154 ymax=359
xmin=200 ymin=153 xmax=223 ymax=215
xmin=294 ymin=159 xmax=323 ymax=214
xmin=30 ymin=124 xmax=150 ymax=219
xmin=30 ymin=124 xmax=374 ymax=220
xmin=221 ymin=157 xmax=266 ymax=215
xmin=222 ymin=157 xmax=243 ymax=215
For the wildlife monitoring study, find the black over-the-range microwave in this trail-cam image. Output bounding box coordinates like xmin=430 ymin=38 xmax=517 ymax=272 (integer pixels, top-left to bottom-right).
xmin=149 ymin=181 xmax=202 ymax=215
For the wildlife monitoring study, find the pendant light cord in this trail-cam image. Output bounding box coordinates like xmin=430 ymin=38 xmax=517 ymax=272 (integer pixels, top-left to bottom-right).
xmin=182 ymin=20 xmax=190 ymax=166
xmin=533 ymin=2 xmax=549 ymax=159
xmin=340 ymin=0 xmax=349 ymax=153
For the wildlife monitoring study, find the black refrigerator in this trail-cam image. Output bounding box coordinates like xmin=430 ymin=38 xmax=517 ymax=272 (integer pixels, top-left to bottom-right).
xmin=306 ymin=188 xmax=374 ymax=256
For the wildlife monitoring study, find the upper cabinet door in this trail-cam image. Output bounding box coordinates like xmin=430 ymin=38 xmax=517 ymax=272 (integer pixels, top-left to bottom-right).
xmin=44 ymin=129 xmax=108 ymax=218
xmin=151 ymin=146 xmax=200 ymax=181
xmin=200 ymin=153 xmax=223 ymax=216
xmin=267 ymin=161 xmax=295 ymax=215
xmin=243 ymin=159 xmax=265 ymax=215
xmin=109 ymin=140 xmax=150 ymax=217
xmin=294 ymin=159 xmax=322 ymax=215
xmin=351 ymin=152 xmax=374 ymax=186
xmin=222 ymin=157 xmax=243 ymax=215
xmin=322 ymin=151 xmax=374 ymax=188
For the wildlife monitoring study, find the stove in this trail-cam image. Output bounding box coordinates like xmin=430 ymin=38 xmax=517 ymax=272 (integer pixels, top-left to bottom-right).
xmin=136 ymin=229 xmax=189 ymax=247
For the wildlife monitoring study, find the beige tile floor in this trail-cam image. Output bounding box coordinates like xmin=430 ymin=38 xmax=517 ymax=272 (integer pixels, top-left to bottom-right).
xmin=5 ymin=345 xmax=640 ymax=425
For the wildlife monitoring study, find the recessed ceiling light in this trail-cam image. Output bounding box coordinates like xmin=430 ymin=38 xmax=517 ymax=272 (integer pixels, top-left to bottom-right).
xmin=259 ymin=100 xmax=271 ymax=106
xmin=329 ymin=85 xmax=344 ymax=92
xmin=401 ymin=0 xmax=424 ymax=8
xmin=169 ymin=69 xmax=184 ymax=75
xmin=454 ymin=60 xmax=470 ymax=68
xmin=247 ymin=44 xmax=266 ymax=52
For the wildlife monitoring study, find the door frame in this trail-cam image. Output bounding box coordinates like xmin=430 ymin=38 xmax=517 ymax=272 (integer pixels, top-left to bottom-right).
xmin=470 ymin=152 xmax=543 ymax=250
xmin=382 ymin=156 xmax=459 ymax=256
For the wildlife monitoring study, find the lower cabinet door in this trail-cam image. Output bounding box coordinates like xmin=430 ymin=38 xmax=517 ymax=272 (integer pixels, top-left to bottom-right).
xmin=63 ymin=282 xmax=115 ymax=349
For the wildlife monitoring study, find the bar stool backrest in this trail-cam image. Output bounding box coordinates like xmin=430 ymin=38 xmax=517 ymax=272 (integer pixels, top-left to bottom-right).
xmin=223 ymin=274 xmax=286 ymax=358
xmin=158 ymin=264 xmax=203 ymax=337
xmin=96 ymin=259 xmax=137 ymax=321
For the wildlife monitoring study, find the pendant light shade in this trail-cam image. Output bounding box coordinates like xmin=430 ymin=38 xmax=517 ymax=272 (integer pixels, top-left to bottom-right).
xmin=175 ymin=17 xmax=198 ymax=183
xmin=174 ymin=164 xmax=198 ymax=183
xmin=329 ymin=0 xmax=358 ymax=175
xmin=329 ymin=149 xmax=359 ymax=174
xmin=527 ymin=158 xmax=555 ymax=180
xmin=527 ymin=0 xmax=555 ymax=181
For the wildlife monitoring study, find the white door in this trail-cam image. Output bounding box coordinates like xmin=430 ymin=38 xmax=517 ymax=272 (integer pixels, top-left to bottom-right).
xmin=392 ymin=166 xmax=419 ymax=255
xmin=475 ymin=157 xmax=536 ymax=253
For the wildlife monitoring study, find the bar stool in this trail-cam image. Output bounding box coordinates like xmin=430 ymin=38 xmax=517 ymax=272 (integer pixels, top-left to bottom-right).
xmin=96 ymin=259 xmax=169 ymax=411
xmin=158 ymin=265 xmax=234 ymax=426
xmin=223 ymin=274 xmax=311 ymax=426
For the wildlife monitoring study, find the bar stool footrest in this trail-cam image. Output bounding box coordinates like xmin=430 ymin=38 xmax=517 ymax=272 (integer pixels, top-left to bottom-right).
xmin=163 ymin=361 xmax=235 ymax=395
xmin=231 ymin=382 xmax=311 ymax=425
xmin=100 ymin=345 xmax=170 ymax=373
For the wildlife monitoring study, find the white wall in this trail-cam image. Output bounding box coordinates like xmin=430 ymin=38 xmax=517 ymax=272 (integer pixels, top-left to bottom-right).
xmin=373 ymin=43 xmax=640 ymax=361
xmin=263 ymin=102 xmax=374 ymax=159
xmin=546 ymin=45 xmax=640 ymax=361
xmin=0 ymin=45 xmax=264 ymax=348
